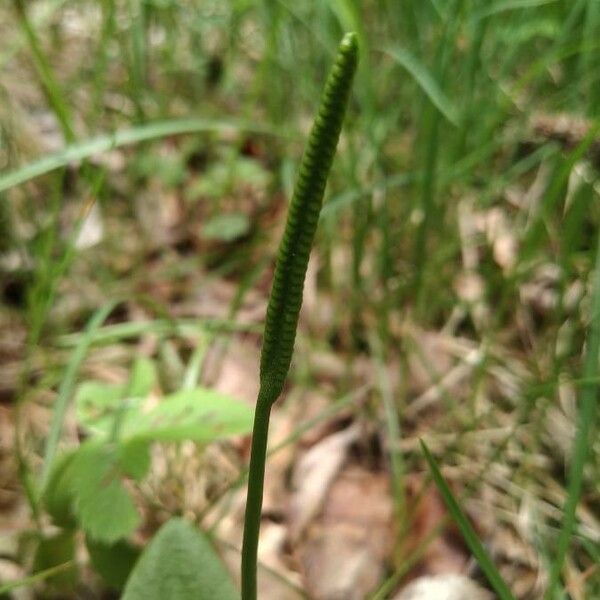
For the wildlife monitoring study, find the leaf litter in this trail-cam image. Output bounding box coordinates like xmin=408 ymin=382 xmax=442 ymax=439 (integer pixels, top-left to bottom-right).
xmin=2 ymin=5 xmax=600 ymax=598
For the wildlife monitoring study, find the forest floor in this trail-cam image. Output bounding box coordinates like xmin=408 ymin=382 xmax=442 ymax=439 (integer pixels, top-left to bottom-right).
xmin=1 ymin=2 xmax=599 ymax=599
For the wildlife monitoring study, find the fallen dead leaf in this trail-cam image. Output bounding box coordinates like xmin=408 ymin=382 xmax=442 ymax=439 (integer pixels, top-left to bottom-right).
xmin=0 ymin=406 xmax=18 ymax=511
xmin=204 ymin=337 xmax=261 ymax=406
xmin=453 ymin=271 xmax=489 ymax=330
xmin=258 ymin=522 xmax=305 ymax=600
xmin=262 ymin=409 xmax=297 ymax=517
xmin=393 ymin=574 xmax=492 ymax=600
xmin=519 ymin=263 xmax=562 ymax=317
xmin=219 ymin=524 xmax=304 ymax=600
xmin=397 ymin=475 xmax=470 ymax=580
xmin=288 ymin=424 xmax=361 ymax=542
xmin=404 ymin=329 xmax=455 ymax=399
xmin=297 ymin=466 xmax=394 ymax=600
xmin=531 ymin=112 xmax=595 ymax=151
xmin=485 ymin=207 xmax=517 ymax=272
xmin=74 ymin=201 xmax=104 ymax=249
xmin=135 ymin=185 xmax=183 ymax=248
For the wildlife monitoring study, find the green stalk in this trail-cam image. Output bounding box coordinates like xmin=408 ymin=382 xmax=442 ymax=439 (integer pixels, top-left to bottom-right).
xmin=240 ymin=33 xmax=358 ymax=600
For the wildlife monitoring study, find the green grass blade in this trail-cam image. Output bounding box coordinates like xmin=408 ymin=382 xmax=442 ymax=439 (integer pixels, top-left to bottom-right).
xmin=0 ymin=0 xmax=69 ymax=69
xmin=0 ymin=118 xmax=286 ymax=193
xmin=56 ymin=317 xmax=259 ymax=348
xmin=41 ymin=302 xmax=117 ymax=489
xmin=0 ymin=561 xmax=74 ymax=595
xmin=475 ymin=0 xmax=558 ymax=19
xmin=12 ymin=0 xmax=75 ymax=142
xmin=547 ymin=228 xmax=600 ymax=597
xmin=420 ymin=440 xmax=516 ymax=600
xmin=384 ymin=47 xmax=459 ymax=126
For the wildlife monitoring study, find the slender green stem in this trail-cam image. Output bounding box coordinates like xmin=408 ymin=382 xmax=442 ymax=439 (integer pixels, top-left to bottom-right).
xmin=240 ymin=395 xmax=272 ymax=600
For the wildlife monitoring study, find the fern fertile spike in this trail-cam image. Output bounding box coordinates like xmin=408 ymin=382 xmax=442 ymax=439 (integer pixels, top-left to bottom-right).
xmin=259 ymin=32 xmax=358 ymax=405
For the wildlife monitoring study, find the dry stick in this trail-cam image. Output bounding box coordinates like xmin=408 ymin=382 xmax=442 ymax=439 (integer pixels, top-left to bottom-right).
xmin=240 ymin=33 xmax=358 ymax=600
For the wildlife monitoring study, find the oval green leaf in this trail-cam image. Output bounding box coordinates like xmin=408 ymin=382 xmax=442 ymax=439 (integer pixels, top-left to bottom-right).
xmin=122 ymin=518 xmax=239 ymax=600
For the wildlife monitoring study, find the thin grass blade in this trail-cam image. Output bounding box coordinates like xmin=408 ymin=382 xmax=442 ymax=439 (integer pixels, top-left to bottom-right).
xmin=420 ymin=440 xmax=516 ymax=600
xmin=41 ymin=302 xmax=117 ymax=489
xmin=0 ymin=118 xmax=286 ymax=193
xmin=384 ymin=47 xmax=459 ymax=126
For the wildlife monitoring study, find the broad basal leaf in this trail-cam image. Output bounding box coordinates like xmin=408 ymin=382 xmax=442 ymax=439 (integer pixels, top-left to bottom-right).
xmin=122 ymin=518 xmax=239 ymax=600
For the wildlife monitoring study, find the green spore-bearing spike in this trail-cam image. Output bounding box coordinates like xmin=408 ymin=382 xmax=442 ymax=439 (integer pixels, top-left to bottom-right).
xmin=259 ymin=32 xmax=358 ymax=406
xmin=241 ymin=34 xmax=358 ymax=600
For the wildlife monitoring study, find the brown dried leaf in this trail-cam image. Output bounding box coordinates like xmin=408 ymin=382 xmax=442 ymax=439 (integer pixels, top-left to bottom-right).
xmin=531 ymin=112 xmax=594 ymax=150
xmin=398 ymin=475 xmax=469 ymax=579
xmin=485 ymin=207 xmax=517 ymax=272
xmin=288 ymin=424 xmax=361 ymax=542
xmin=297 ymin=466 xmax=394 ymax=600
xmin=135 ymin=185 xmax=184 ymax=248
xmin=204 ymin=338 xmax=260 ymax=406
xmin=393 ymin=574 xmax=493 ymax=600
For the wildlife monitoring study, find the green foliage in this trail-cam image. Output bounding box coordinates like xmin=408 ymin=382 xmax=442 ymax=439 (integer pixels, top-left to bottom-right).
xmin=121 ymin=518 xmax=239 ymax=600
xmin=43 ymin=451 xmax=77 ymax=528
xmin=75 ymin=359 xmax=252 ymax=444
xmin=133 ymin=150 xmax=187 ymax=187
xmin=46 ymin=384 xmax=252 ymax=544
xmin=86 ymin=536 xmax=140 ymax=590
xmin=0 ymin=118 xmax=281 ymax=194
xmin=125 ymin=387 xmax=253 ymax=442
xmin=201 ymin=213 xmax=251 ymax=242
xmin=421 ymin=441 xmax=516 ymax=600
xmin=32 ymin=531 xmax=77 ymax=591
xmin=5 ymin=1 xmax=600 ymax=597
xmin=76 ymin=380 xmax=132 ymax=436
xmin=50 ymin=328 xmax=251 ymax=589
xmin=385 ymin=47 xmax=459 ymax=125
xmin=45 ymin=357 xmax=252 ymax=550
xmin=118 ymin=440 xmax=152 ymax=481
xmin=42 ymin=303 xmax=117 ymax=489
xmin=186 ymin=151 xmax=271 ymax=202
xmin=69 ymin=441 xmax=142 ymax=544
xmin=128 ymin=357 xmax=158 ymax=397
xmin=75 ymin=356 xmax=156 ymax=437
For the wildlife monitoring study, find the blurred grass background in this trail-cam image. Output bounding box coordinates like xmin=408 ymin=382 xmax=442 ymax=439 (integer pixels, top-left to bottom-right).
xmin=1 ymin=0 xmax=600 ymax=598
